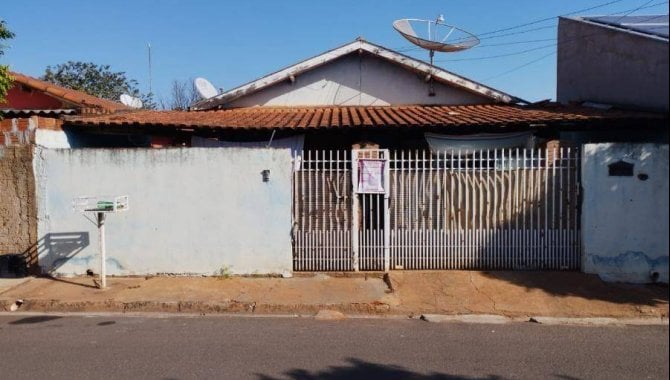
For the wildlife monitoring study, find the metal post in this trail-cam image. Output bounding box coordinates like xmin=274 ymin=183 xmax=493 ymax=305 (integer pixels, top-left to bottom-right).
xmin=98 ymin=212 xmax=106 ymax=289
xmin=383 ymin=155 xmax=391 ymax=272
xmin=351 ymin=150 xmax=360 ymax=271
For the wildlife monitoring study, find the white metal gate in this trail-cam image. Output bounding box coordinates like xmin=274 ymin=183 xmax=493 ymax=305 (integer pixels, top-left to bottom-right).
xmin=292 ymin=151 xmax=353 ymax=271
xmin=292 ymin=148 xmax=581 ymax=271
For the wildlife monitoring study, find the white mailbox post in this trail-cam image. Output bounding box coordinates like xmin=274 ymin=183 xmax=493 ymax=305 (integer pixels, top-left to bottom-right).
xmin=72 ymin=195 xmax=129 ymax=289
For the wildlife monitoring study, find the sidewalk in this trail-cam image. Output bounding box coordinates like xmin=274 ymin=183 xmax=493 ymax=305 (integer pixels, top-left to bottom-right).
xmin=1 ymin=271 xmax=667 ymax=320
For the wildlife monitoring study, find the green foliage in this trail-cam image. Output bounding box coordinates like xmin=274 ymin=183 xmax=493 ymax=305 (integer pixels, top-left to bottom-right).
xmin=0 ymin=20 xmax=16 ymax=104
xmin=214 ymin=265 xmax=233 ymax=279
xmin=42 ymin=61 xmax=156 ymax=109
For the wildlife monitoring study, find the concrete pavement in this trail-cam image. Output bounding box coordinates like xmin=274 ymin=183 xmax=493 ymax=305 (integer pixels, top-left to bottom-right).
xmin=1 ymin=314 xmax=668 ymax=379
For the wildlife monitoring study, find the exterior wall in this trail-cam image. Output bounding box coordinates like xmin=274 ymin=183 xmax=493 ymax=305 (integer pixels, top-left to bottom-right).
xmin=33 ymin=147 xmax=293 ymax=276
xmin=0 ymin=84 xmax=65 ymax=109
xmin=557 ymin=17 xmax=669 ymax=111
xmin=226 ymin=53 xmax=491 ymax=107
xmin=0 ymin=146 xmax=37 ymax=275
xmin=34 ymin=129 xmax=72 ymax=148
xmin=581 ymin=143 xmax=669 ymax=283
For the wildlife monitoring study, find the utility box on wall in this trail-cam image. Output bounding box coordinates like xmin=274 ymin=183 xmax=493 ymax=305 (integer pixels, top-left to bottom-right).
xmin=581 ymin=143 xmax=669 ymax=283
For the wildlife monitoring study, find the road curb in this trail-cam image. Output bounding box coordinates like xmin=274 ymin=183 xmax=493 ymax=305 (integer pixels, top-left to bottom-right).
xmin=0 ymin=298 xmax=392 ymax=316
xmin=528 ymin=316 xmax=669 ymax=326
xmin=419 ymin=314 xmax=669 ymax=326
xmin=420 ymin=314 xmax=512 ymax=324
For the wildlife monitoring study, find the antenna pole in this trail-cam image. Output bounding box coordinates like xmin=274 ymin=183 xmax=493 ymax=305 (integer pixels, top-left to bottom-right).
xmin=147 ymin=43 xmax=152 ymax=95
xmin=429 ymin=50 xmax=435 ymax=66
xmin=267 ymin=129 xmax=277 ymax=148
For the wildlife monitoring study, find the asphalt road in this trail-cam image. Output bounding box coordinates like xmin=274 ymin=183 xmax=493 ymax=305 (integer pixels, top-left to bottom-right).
xmin=0 ymin=314 xmax=667 ymax=380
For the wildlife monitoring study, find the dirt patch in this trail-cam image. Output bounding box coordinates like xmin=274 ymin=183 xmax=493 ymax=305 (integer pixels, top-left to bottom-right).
xmin=389 ymin=271 xmax=668 ymax=318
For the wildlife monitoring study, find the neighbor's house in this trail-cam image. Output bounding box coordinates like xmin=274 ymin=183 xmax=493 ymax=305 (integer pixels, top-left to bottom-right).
xmin=557 ymin=16 xmax=669 ymax=283
xmin=1 ymin=71 xmax=129 ymax=147
xmin=0 ymin=72 xmax=128 ymax=276
xmin=557 ymin=15 xmax=669 ymax=112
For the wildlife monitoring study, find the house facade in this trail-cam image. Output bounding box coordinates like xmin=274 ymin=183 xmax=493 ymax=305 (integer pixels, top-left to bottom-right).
xmin=1 ymin=40 xmax=668 ymax=282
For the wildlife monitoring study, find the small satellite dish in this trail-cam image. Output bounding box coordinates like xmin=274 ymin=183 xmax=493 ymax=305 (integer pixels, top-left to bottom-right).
xmin=393 ymin=16 xmax=480 ymax=64
xmin=119 ymin=94 xmax=143 ymax=109
xmin=194 ymin=77 xmax=219 ymax=99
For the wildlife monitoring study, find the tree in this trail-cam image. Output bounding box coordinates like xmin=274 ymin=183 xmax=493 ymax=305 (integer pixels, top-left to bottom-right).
xmin=41 ymin=61 xmax=156 ymax=109
xmin=160 ymin=79 xmax=202 ymax=110
xmin=0 ymin=20 xmax=15 ymax=104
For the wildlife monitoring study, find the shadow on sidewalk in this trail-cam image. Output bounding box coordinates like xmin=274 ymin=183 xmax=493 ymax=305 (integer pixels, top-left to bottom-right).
xmin=44 ymin=275 xmax=99 ymax=289
xmin=482 ymin=271 xmax=668 ymax=307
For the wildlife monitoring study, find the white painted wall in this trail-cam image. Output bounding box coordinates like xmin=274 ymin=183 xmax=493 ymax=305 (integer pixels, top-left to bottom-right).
xmin=226 ymin=54 xmax=490 ymax=107
xmin=33 ymin=147 xmax=293 ymax=276
xmin=35 ymin=129 xmax=71 ymax=149
xmin=582 ymin=143 xmax=669 ymax=283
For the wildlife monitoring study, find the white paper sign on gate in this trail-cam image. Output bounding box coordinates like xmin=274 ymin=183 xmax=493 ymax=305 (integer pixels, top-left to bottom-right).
xmin=358 ymin=159 xmax=385 ymax=193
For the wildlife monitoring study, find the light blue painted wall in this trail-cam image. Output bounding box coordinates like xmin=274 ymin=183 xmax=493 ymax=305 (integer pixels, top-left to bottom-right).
xmin=582 ymin=143 xmax=669 ymax=283
xmin=33 ymin=147 xmax=293 ymax=276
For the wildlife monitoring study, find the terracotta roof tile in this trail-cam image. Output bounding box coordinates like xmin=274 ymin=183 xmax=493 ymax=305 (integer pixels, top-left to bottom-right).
xmin=64 ymin=105 xmax=666 ymax=131
xmin=9 ymin=71 xmax=130 ymax=113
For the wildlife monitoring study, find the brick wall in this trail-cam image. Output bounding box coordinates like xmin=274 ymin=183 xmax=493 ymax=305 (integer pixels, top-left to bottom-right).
xmin=0 ymin=146 xmax=38 ymax=274
xmin=0 ymin=116 xmax=63 ymax=146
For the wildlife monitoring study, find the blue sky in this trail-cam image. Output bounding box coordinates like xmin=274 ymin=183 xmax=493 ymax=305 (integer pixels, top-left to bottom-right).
xmin=2 ymin=1 xmax=668 ymax=103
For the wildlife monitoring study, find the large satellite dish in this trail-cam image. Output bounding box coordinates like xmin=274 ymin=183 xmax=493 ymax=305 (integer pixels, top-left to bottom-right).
xmin=393 ymin=15 xmax=480 ymax=64
xmin=119 ymin=93 xmax=143 ymax=109
xmin=194 ymin=77 xmax=219 ymax=99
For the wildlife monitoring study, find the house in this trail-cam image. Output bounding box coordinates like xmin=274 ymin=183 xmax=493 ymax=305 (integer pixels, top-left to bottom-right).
xmin=557 ymin=15 xmax=669 ymax=112
xmin=2 ymin=39 xmax=667 ymax=282
xmin=63 ymin=39 xmax=666 ymax=150
xmin=0 ymin=71 xmax=129 ymax=147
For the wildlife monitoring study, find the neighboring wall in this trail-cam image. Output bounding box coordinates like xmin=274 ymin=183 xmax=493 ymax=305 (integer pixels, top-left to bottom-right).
xmin=582 ymin=143 xmax=669 ymax=283
xmin=0 ymin=146 xmax=37 ymax=275
xmin=1 ymin=115 xmax=63 ymax=146
xmin=34 ymin=147 xmax=293 ymax=276
xmin=557 ymin=17 xmax=669 ymax=111
xmin=226 ymin=53 xmax=490 ymax=107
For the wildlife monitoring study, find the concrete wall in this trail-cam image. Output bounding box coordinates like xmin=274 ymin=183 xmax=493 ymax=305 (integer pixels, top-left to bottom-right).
xmin=557 ymin=17 xmax=669 ymax=111
xmin=227 ymin=53 xmax=490 ymax=107
xmin=35 ymin=129 xmax=72 ymax=149
xmin=582 ymin=143 xmax=669 ymax=283
xmin=0 ymin=146 xmax=37 ymax=276
xmin=33 ymin=147 xmax=293 ymax=276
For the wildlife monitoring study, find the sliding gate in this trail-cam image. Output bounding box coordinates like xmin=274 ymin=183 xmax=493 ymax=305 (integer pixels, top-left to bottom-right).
xmin=292 ymin=148 xmax=581 ymax=271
